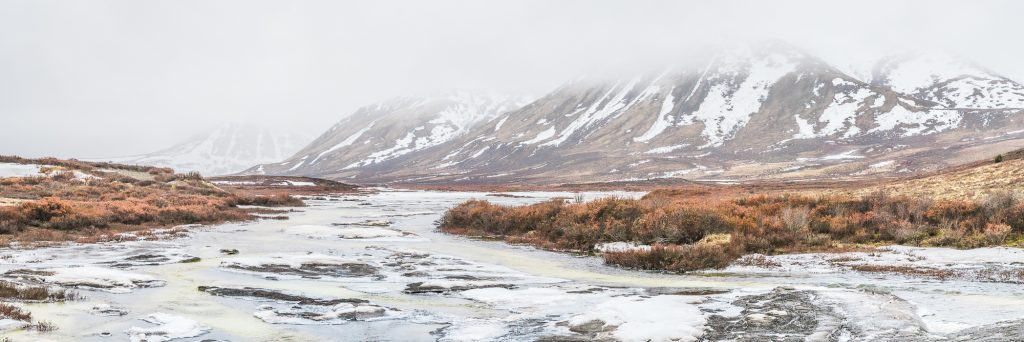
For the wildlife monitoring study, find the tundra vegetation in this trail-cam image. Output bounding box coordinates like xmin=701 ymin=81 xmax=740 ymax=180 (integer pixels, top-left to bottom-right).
xmin=439 ymin=189 xmax=1024 ymax=272
xmin=0 ymin=156 xmax=304 ymax=245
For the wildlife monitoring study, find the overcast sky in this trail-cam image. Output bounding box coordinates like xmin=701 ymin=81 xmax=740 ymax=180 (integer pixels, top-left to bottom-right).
xmin=2 ymin=0 xmax=1021 ymax=158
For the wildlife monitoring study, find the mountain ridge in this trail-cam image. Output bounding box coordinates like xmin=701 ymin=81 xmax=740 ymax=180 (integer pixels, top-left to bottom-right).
xmin=246 ymin=43 xmax=1024 ymax=185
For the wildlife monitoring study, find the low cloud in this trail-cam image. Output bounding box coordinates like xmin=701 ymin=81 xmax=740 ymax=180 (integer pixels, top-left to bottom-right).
xmin=1 ymin=0 xmax=1019 ymax=158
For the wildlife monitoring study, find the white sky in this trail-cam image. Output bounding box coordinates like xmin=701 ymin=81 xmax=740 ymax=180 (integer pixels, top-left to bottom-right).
xmin=2 ymin=0 xmax=1021 ymax=158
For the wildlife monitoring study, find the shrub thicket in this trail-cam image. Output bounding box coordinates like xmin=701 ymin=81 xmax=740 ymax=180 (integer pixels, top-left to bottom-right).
xmin=0 ymin=157 xmax=305 ymax=244
xmin=438 ymin=190 xmax=1024 ymax=272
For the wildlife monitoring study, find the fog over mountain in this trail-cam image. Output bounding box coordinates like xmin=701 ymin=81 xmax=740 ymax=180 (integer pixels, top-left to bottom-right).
xmin=247 ymin=43 xmax=1024 ymax=184
xmin=1 ymin=0 xmax=1022 ymax=159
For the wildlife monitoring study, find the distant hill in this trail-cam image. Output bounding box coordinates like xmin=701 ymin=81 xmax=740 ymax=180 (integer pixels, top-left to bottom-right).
xmin=107 ymin=124 xmax=307 ymax=176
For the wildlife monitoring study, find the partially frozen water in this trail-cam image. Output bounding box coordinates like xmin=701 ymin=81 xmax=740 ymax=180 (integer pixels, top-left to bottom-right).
xmin=0 ymin=189 xmax=1022 ymax=341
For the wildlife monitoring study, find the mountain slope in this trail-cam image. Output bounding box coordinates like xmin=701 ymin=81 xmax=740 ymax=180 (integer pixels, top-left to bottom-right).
xmin=399 ymin=43 xmax=1021 ymax=183
xmin=248 ymin=93 xmax=530 ymax=179
xmin=252 ymin=43 xmax=1024 ymax=185
xmin=110 ymin=124 xmax=306 ymax=176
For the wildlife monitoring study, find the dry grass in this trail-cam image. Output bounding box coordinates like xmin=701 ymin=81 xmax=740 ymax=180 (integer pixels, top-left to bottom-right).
xmin=842 ymin=159 xmax=1024 ymax=200
xmin=604 ymin=242 xmax=742 ymax=272
xmin=0 ymin=155 xmax=171 ymax=174
xmin=0 ymin=303 xmax=31 ymax=321
xmin=233 ymin=194 xmax=306 ymax=207
xmin=31 ymin=320 xmax=57 ymax=332
xmin=0 ymin=156 xmax=309 ymax=245
xmin=0 ymin=281 xmax=81 ymax=302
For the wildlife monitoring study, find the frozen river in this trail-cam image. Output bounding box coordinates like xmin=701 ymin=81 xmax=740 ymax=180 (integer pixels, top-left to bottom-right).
xmin=1 ymin=190 xmax=1023 ymax=341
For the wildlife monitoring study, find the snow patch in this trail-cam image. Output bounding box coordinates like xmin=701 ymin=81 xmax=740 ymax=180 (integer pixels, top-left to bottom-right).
xmin=311 ymin=121 xmax=376 ymax=164
xmin=0 ymin=163 xmax=42 ymax=178
xmin=567 ymin=296 xmax=706 ymax=342
xmin=125 ymin=313 xmax=210 ymax=342
xmin=5 ymin=266 xmax=164 ymax=293
xmin=634 ymin=86 xmax=676 ymax=143
xmin=687 ymin=52 xmax=797 ymax=147
xmin=522 ymin=127 xmax=556 ymax=145
xmin=594 ymin=242 xmax=652 ymax=253
xmin=542 ymin=78 xmax=642 ymax=147
xmin=793 ymin=79 xmax=873 ymax=139
xmin=870 ymin=106 xmax=962 ymax=137
xmin=644 ymin=144 xmax=689 ymax=154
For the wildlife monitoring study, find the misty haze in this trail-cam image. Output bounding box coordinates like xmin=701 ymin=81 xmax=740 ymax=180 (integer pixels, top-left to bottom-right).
xmin=2 ymin=1 xmax=1024 ymax=341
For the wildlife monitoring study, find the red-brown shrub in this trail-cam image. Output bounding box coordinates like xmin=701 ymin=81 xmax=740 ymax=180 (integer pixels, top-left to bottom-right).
xmin=439 ymin=188 xmax=1024 ymax=272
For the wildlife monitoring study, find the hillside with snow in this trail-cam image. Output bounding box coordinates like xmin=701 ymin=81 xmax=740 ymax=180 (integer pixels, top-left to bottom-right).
xmin=872 ymin=52 xmax=1024 ymax=109
xmin=246 ymin=93 xmax=530 ymax=179
xmin=108 ymin=124 xmax=307 ymax=176
xmin=249 ymin=43 xmax=1024 ymax=184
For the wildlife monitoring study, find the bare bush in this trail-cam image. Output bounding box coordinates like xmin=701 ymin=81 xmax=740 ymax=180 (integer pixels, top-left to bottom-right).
xmin=781 ymin=206 xmax=810 ymax=233
xmin=0 ymin=303 xmax=31 ymax=321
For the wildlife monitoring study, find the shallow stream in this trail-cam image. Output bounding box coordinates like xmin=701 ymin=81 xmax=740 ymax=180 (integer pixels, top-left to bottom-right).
xmin=1 ymin=190 xmax=1022 ymax=341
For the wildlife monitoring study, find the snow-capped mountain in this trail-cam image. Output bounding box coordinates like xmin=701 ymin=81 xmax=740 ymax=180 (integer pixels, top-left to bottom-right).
xmin=872 ymin=52 xmax=1024 ymax=109
xmin=248 ymin=93 xmax=531 ymax=178
xmin=111 ymin=124 xmax=307 ymax=176
xmin=250 ymin=43 xmax=1024 ymax=184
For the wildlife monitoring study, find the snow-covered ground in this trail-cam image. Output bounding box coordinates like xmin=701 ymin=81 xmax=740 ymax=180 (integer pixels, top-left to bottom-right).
xmin=0 ymin=190 xmax=1022 ymax=341
xmin=126 ymin=313 xmax=210 ymax=342
xmin=0 ymin=163 xmax=42 ymax=178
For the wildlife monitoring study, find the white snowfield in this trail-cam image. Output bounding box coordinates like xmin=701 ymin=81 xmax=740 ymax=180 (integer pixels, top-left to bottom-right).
xmin=0 ymin=163 xmax=98 ymax=182
xmin=569 ymin=296 xmax=706 ymax=342
xmin=884 ymin=245 xmax=1024 ymax=264
xmin=724 ymin=244 xmax=1024 ymax=275
xmin=882 ymin=52 xmax=1024 ymax=109
xmin=0 ymin=318 xmax=29 ymax=332
xmin=0 ymin=163 xmax=42 ymax=178
xmin=691 ymin=51 xmax=797 ymax=147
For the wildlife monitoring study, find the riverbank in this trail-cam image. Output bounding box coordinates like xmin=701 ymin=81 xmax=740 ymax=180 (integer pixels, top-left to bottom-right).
xmin=0 ymin=190 xmax=1020 ymax=341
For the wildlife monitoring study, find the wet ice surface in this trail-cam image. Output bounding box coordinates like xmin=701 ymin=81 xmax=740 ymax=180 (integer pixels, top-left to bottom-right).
xmin=1 ymin=189 xmax=1023 ymax=341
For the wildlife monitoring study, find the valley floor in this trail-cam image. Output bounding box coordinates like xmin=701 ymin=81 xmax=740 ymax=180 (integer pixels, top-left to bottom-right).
xmin=0 ymin=190 xmax=1021 ymax=341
